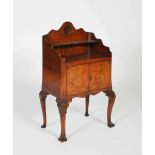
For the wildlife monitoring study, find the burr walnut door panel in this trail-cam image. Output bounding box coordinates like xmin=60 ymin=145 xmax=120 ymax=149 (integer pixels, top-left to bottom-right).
xmin=89 ymin=61 xmax=111 ymax=91
xmin=66 ymin=64 xmax=89 ymax=96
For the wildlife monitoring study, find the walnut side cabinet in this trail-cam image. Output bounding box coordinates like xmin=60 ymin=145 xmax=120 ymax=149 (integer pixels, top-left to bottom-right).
xmin=39 ymin=22 xmax=116 ymax=142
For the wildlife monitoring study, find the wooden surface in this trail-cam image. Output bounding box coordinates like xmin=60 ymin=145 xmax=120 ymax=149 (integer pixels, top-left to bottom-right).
xmin=89 ymin=61 xmax=111 ymax=91
xmin=39 ymin=22 xmax=116 ymax=142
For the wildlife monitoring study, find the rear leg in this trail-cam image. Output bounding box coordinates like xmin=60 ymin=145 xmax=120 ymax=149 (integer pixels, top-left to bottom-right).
xmin=39 ymin=90 xmax=48 ymax=128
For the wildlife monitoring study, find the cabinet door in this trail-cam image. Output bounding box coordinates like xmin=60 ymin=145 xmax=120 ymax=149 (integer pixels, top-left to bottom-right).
xmin=66 ymin=64 xmax=89 ymax=96
xmin=89 ymin=61 xmax=111 ymax=91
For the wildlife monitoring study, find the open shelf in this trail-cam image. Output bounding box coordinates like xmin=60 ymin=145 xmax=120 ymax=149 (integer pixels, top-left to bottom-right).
xmin=51 ymin=39 xmax=101 ymax=48
xmin=65 ymin=51 xmax=111 ymax=62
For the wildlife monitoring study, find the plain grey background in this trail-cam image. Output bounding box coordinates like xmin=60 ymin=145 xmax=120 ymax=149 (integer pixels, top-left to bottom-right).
xmin=14 ymin=0 xmax=142 ymax=155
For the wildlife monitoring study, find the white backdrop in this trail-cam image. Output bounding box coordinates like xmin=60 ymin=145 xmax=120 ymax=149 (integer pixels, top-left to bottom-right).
xmin=14 ymin=0 xmax=141 ymax=155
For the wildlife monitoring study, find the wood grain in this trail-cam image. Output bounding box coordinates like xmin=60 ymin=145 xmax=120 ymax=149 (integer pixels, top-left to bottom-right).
xmin=39 ymin=22 xmax=116 ymax=142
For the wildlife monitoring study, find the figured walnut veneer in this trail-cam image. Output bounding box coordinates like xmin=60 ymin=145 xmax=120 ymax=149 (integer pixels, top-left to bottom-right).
xmin=39 ymin=22 xmax=116 ymax=142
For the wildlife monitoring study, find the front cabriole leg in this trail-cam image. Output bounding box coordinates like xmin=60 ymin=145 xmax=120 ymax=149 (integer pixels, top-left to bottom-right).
xmin=56 ymin=98 xmax=71 ymax=142
xmin=103 ymin=90 xmax=116 ymax=128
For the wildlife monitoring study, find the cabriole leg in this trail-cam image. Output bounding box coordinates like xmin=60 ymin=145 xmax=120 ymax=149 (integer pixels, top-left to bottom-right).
xmin=56 ymin=98 xmax=70 ymax=142
xmin=39 ymin=91 xmax=48 ymax=128
xmin=104 ymin=90 xmax=116 ymax=128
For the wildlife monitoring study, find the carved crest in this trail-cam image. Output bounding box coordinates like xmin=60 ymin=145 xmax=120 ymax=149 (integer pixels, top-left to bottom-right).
xmin=46 ymin=21 xmax=97 ymax=44
xmin=44 ymin=21 xmax=110 ymax=57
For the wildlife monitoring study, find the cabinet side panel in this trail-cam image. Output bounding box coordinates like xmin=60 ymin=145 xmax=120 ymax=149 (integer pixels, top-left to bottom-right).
xmin=42 ymin=36 xmax=61 ymax=96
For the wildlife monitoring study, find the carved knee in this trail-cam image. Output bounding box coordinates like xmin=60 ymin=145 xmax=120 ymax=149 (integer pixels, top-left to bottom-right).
xmin=104 ymin=90 xmax=116 ymax=99
xmin=39 ymin=91 xmax=48 ymax=101
xmin=56 ymin=98 xmax=71 ymax=115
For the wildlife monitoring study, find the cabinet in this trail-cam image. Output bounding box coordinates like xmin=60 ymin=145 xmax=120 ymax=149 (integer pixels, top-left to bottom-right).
xmin=66 ymin=60 xmax=111 ymax=96
xmin=39 ymin=22 xmax=116 ymax=142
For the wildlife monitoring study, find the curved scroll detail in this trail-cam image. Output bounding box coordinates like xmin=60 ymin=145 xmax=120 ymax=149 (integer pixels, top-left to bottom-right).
xmin=46 ymin=21 xmax=95 ymax=43
xmin=59 ymin=22 xmax=76 ymax=35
